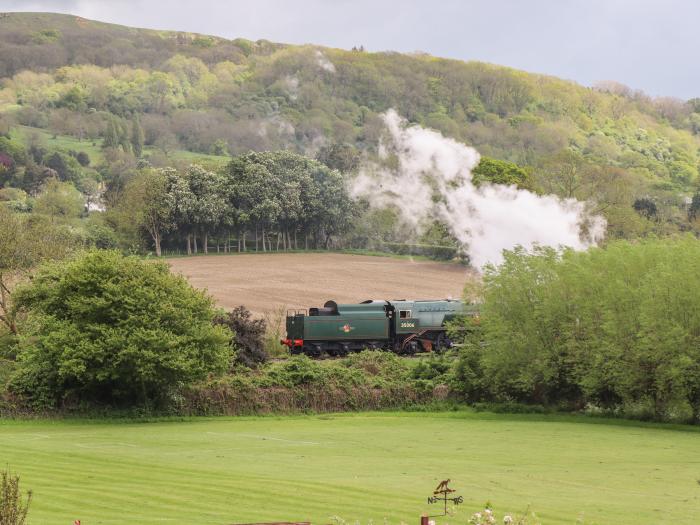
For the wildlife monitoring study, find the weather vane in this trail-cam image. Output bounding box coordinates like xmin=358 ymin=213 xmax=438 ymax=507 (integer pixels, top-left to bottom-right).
xmin=427 ymin=479 xmax=463 ymax=516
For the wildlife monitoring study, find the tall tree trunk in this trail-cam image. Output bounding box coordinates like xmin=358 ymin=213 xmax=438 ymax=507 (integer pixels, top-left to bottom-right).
xmin=261 ymin=227 xmax=266 ymax=252
xmin=187 ymin=234 xmax=192 ymax=255
xmin=305 ymin=233 xmax=308 ymax=250
xmin=154 ymin=232 xmax=162 ymax=257
xmin=194 ymin=233 xmax=198 ymax=254
xmin=255 ymin=225 xmax=259 ymax=252
xmin=277 ymin=232 xmax=281 ymax=251
xmin=204 ymin=232 xmax=209 ymax=254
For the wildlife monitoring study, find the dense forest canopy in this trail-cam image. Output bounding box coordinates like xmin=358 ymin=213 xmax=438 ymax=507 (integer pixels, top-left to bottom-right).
xmin=1 ymin=11 xmax=700 ymax=253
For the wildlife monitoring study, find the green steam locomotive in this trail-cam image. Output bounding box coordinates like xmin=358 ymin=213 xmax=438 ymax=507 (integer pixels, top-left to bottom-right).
xmin=281 ymin=299 xmax=476 ymax=356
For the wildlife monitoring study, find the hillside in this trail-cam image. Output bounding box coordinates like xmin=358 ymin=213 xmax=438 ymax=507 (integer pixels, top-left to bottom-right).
xmin=1 ymin=12 xmax=700 ymax=242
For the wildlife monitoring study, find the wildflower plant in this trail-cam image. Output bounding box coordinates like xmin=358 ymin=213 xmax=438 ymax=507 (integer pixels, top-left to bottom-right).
xmin=467 ymin=504 xmax=538 ymax=525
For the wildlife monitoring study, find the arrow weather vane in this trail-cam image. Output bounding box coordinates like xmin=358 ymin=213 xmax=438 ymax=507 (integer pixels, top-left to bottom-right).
xmin=427 ymin=479 xmax=463 ymax=516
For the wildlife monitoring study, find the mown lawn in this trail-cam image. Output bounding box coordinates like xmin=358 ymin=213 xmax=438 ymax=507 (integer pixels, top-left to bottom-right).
xmin=0 ymin=412 xmax=698 ymax=524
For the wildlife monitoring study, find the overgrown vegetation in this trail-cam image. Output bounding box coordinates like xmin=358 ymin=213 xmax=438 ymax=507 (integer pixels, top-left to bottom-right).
xmin=9 ymin=250 xmax=230 ymax=409
xmin=184 ymin=352 xmax=453 ymax=416
xmin=2 ymin=12 xmax=700 ymax=255
xmin=450 ymin=236 xmax=700 ymax=423
xmin=214 ymin=305 xmax=268 ymax=368
xmin=0 ymin=469 xmax=31 ymax=525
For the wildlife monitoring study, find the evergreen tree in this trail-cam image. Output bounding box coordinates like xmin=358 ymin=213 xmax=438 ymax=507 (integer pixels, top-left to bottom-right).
xmin=131 ymin=117 xmax=144 ymax=157
xmin=102 ymin=118 xmax=119 ymax=150
xmin=118 ymin=121 xmax=131 ymax=152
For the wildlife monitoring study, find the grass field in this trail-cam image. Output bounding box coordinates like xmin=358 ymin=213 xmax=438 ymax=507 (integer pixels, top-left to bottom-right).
xmin=1 ymin=412 xmax=699 ymax=524
xmin=9 ymin=125 xmax=230 ymax=166
xmin=167 ymin=253 xmax=470 ymax=320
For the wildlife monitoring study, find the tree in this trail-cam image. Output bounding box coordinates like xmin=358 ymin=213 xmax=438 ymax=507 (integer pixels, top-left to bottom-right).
xmin=536 ymin=149 xmax=590 ymax=199
xmin=688 ymin=193 xmax=700 ymax=221
xmin=130 ymin=116 xmax=145 ymax=157
xmin=183 ymin=165 xmax=226 ymax=254
xmin=10 ymin=250 xmax=230 ymax=408
xmin=223 ymin=151 xmax=354 ymax=251
xmin=455 ymin=237 xmax=700 ymax=421
xmin=633 ymin=197 xmax=658 ymax=219
xmin=0 ymin=207 xmax=76 ymax=334
xmin=75 ymin=151 xmax=90 ymax=167
xmin=472 ymin=157 xmax=532 ymax=190
xmin=102 ymin=117 xmax=120 ymax=150
xmin=33 ymin=180 xmax=84 ymax=223
xmin=121 ymin=169 xmax=177 ymax=256
xmin=317 ymin=143 xmax=360 ymax=173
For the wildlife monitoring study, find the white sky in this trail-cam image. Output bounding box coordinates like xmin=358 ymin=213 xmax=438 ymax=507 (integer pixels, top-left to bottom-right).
xmin=2 ymin=0 xmax=698 ymax=100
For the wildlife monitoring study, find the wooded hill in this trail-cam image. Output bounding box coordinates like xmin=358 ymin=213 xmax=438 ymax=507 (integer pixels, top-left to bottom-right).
xmin=1 ymin=11 xmax=700 ymax=241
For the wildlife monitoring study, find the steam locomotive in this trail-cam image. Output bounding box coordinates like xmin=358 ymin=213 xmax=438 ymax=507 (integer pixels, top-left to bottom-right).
xmin=280 ymin=298 xmax=477 ymax=356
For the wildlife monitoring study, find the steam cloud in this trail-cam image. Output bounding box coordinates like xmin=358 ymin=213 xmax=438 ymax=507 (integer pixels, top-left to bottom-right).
xmin=350 ymin=110 xmax=606 ymax=268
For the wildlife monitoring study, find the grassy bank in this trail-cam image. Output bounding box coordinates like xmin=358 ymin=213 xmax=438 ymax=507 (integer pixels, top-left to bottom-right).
xmin=1 ymin=411 xmax=698 ymax=524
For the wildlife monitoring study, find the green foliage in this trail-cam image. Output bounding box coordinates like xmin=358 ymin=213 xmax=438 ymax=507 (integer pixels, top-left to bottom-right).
xmin=230 ymin=351 xmax=431 ymax=392
xmin=2 ymin=14 xmax=700 ymax=244
xmin=0 ymin=206 xmax=79 ymax=334
xmin=0 ymin=469 xmax=31 ymax=525
xmin=75 ymin=151 xmax=90 ymax=167
xmin=33 ymin=179 xmax=84 ymax=221
xmin=10 ymin=250 xmax=229 ymax=408
xmin=130 ymin=117 xmax=144 ymax=158
xmin=213 ymin=306 xmax=268 ymax=368
xmin=222 ymin=150 xmax=355 ymax=251
xmin=472 ymin=157 xmax=532 ymax=189
xmin=454 ymin=237 xmax=700 ymax=421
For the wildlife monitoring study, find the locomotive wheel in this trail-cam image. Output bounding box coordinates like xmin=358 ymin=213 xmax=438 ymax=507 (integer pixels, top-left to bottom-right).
xmin=303 ymin=344 xmax=322 ymax=357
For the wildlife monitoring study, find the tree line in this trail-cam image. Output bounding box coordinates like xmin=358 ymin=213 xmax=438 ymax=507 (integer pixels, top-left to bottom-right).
xmin=112 ymin=150 xmax=356 ymax=256
xmin=451 ymin=236 xmax=700 ymax=422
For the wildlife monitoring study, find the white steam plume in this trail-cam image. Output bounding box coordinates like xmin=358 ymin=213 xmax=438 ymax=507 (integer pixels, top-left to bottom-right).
xmin=350 ymin=110 xmax=606 ymax=268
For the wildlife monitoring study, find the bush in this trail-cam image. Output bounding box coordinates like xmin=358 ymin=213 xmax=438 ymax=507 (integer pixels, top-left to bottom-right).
xmin=0 ymin=469 xmax=31 ymax=525
xmin=214 ymin=306 xmax=268 ymax=368
xmin=10 ymin=250 xmax=229 ymax=409
xmin=451 ymin=237 xmax=700 ymax=422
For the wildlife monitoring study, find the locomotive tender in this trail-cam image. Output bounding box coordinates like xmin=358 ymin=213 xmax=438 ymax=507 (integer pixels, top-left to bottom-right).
xmin=281 ymin=298 xmax=476 ymax=356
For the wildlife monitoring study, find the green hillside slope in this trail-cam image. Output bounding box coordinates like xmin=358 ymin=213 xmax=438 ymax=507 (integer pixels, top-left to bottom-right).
xmin=1 ymin=11 xmax=700 ymax=240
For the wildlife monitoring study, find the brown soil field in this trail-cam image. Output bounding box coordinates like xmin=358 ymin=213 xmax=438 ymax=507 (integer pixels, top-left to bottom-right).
xmin=168 ymin=253 xmax=470 ymax=320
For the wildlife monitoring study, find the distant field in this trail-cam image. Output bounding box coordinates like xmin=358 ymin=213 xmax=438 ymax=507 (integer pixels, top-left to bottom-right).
xmin=167 ymin=252 xmax=470 ymax=318
xmin=9 ymin=125 xmax=229 ymax=166
xmin=1 ymin=412 xmax=699 ymax=524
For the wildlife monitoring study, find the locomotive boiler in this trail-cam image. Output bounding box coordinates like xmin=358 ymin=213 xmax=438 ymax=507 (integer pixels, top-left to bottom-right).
xmin=281 ymin=298 xmax=477 ymax=356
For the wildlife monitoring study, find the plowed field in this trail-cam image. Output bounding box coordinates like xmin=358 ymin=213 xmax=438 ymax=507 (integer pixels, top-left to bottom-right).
xmin=167 ymin=253 xmax=470 ymax=316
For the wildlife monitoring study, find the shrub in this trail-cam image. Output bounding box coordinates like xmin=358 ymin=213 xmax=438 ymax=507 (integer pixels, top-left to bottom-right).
xmin=10 ymin=250 xmax=229 ymax=408
xmin=0 ymin=469 xmax=31 ymax=525
xmin=214 ymin=306 xmax=268 ymax=368
xmin=452 ymin=237 xmax=700 ymax=422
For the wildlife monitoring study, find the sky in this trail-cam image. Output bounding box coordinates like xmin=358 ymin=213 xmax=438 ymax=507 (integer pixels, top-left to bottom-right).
xmin=2 ymin=0 xmax=698 ymax=100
